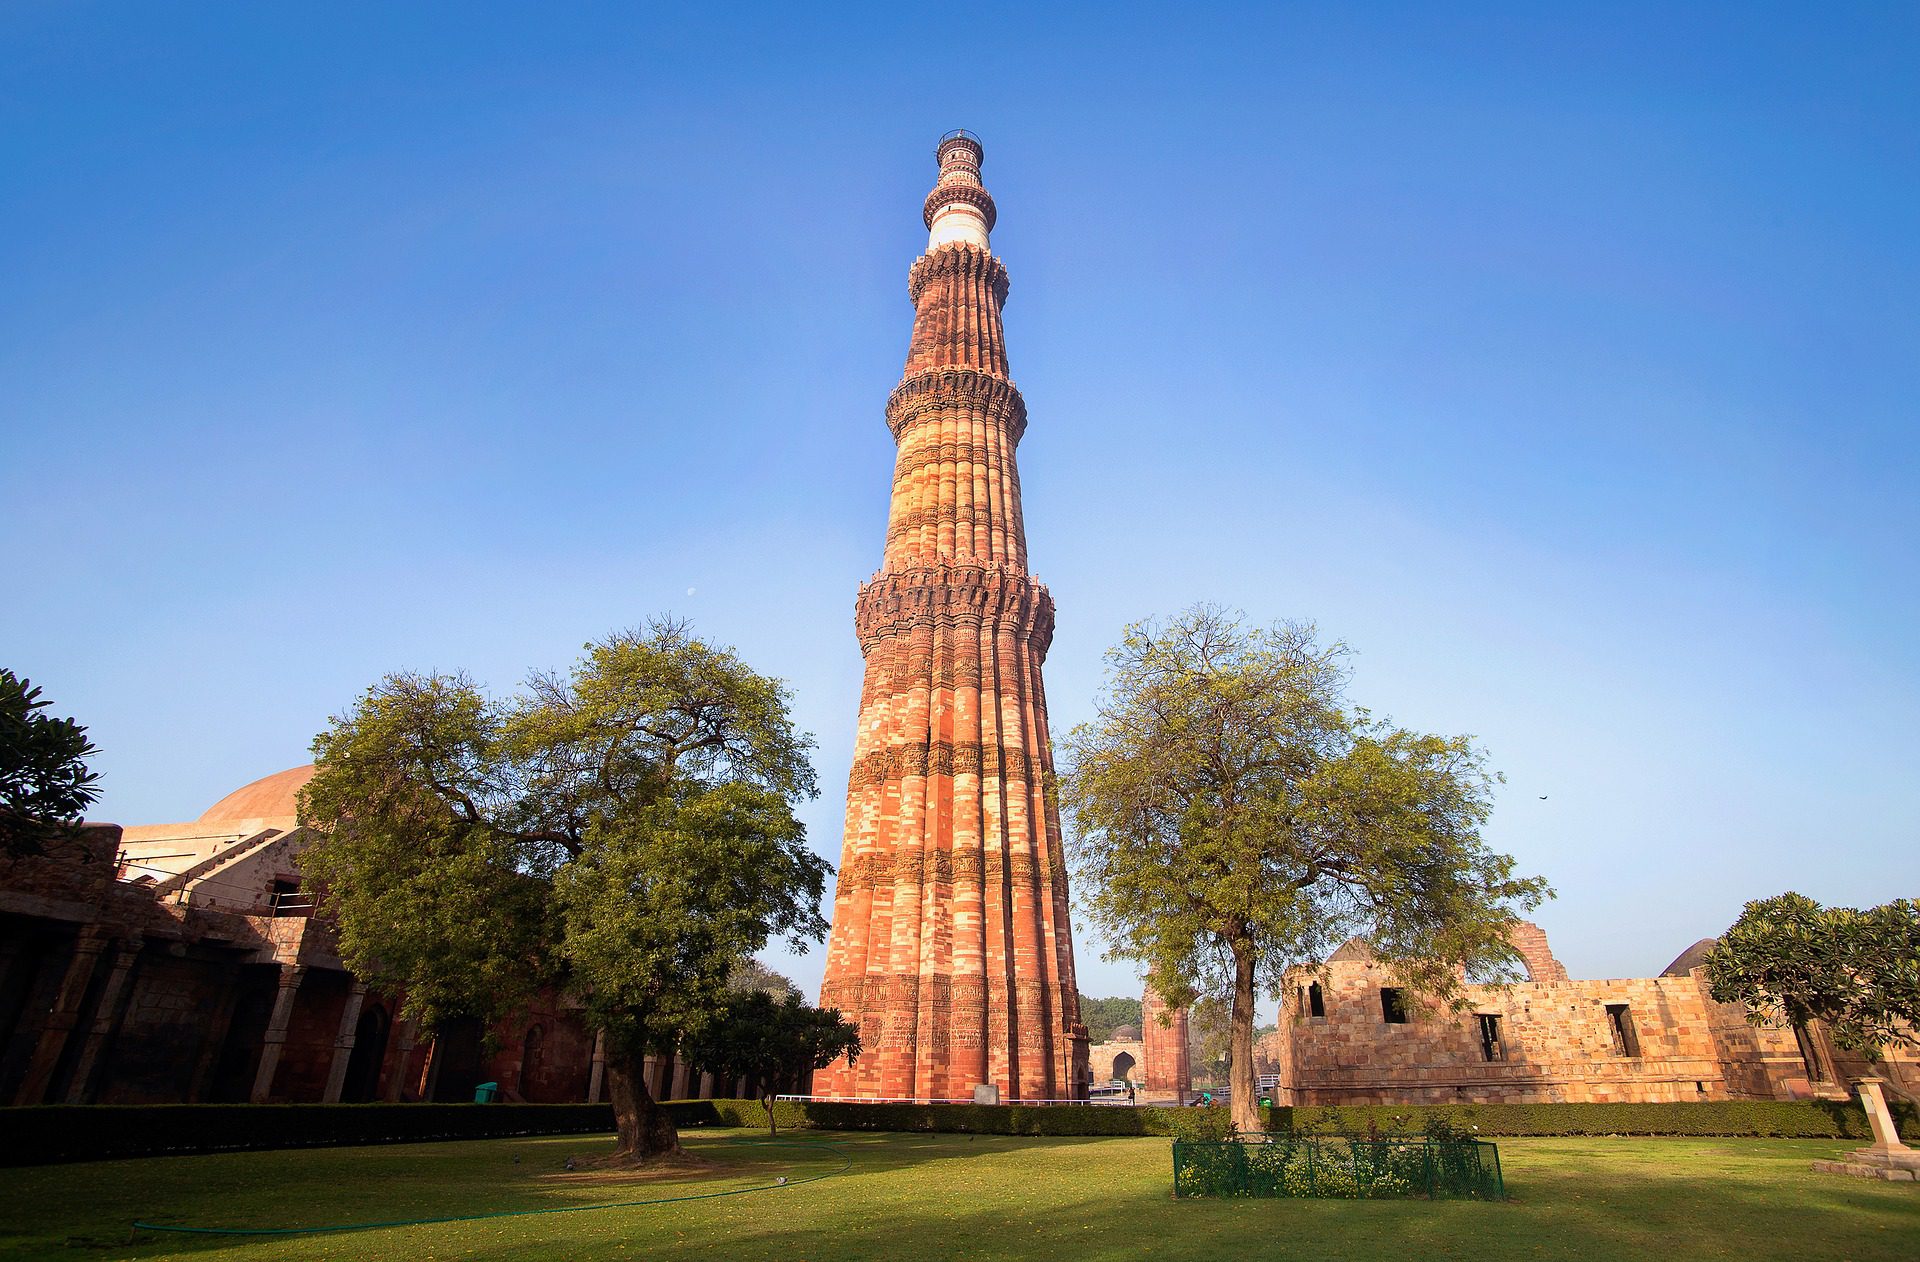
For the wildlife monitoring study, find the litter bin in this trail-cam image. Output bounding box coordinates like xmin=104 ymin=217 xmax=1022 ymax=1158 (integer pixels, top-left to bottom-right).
xmin=474 ymin=1081 xmax=500 ymax=1103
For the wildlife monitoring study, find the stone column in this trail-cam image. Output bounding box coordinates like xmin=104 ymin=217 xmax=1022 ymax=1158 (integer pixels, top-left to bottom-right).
xmin=698 ymin=1071 xmax=715 ymax=1100
xmin=249 ymin=964 xmax=306 ymax=1103
xmin=586 ymin=1031 xmax=606 ymax=1103
xmin=670 ymin=1057 xmax=693 ymax=1100
xmin=12 ymin=930 xmax=108 ymax=1105
xmin=419 ymin=1033 xmax=443 ymax=1101
xmin=63 ymin=939 xmax=143 ymax=1103
xmin=384 ymin=1017 xmax=420 ymax=1101
xmin=1857 ymin=1078 xmax=1912 ymax=1155
xmin=321 ymin=982 xmax=369 ymax=1103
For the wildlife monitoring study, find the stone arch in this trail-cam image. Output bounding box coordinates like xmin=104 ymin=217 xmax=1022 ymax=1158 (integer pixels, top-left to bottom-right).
xmin=520 ymin=1023 xmax=546 ymax=1098
xmin=1507 ymin=921 xmax=1568 ymax=982
xmin=1110 ymin=1051 xmax=1136 ymax=1081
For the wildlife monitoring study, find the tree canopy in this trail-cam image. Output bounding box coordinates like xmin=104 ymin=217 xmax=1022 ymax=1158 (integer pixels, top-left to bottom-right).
xmin=1705 ymin=892 xmax=1920 ymax=1060
xmin=1 ymin=669 xmax=101 ymax=859
xmin=683 ymin=989 xmax=860 ymax=1134
xmin=1077 ymin=994 xmax=1143 ymax=1043
xmin=1059 ymin=606 xmax=1549 ymax=1130
xmin=298 ymin=620 xmax=829 ymax=1160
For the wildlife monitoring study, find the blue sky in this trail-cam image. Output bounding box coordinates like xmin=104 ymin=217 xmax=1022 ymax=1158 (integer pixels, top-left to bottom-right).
xmin=4 ymin=3 xmax=1916 ymax=1005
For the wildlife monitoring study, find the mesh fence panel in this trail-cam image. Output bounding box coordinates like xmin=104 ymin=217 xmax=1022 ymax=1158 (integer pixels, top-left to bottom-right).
xmin=1172 ymin=1132 xmax=1504 ymax=1200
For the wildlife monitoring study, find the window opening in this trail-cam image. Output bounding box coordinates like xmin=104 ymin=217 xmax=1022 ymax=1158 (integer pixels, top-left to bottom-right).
xmin=1308 ymin=983 xmax=1325 ymax=1018
xmin=1605 ymin=1003 xmax=1641 ymax=1057
xmin=1476 ymin=1014 xmax=1506 ymax=1062
xmin=1380 ymin=988 xmax=1408 ymax=1024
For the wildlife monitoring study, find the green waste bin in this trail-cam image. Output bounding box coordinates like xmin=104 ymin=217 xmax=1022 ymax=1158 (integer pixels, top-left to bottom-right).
xmin=474 ymin=1081 xmax=500 ymax=1103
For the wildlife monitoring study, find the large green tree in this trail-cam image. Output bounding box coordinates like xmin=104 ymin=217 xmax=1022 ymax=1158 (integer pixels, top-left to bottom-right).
xmin=683 ymin=990 xmax=860 ymax=1135
xmin=1705 ymin=892 xmax=1920 ymax=1067
xmin=298 ymin=620 xmax=827 ymax=1161
xmin=1 ymin=669 xmax=101 ymax=859
xmin=1059 ymin=607 xmax=1549 ymax=1132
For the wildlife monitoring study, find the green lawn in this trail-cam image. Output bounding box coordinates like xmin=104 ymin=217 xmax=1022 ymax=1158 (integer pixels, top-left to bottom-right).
xmin=1 ymin=1128 xmax=1915 ymax=1261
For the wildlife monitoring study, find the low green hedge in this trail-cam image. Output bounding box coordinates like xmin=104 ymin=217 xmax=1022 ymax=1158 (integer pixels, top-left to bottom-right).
xmin=0 ymin=1103 xmax=616 ymax=1166
xmin=8 ymin=1096 xmax=1911 ymax=1166
xmin=671 ymin=1098 xmax=1918 ymax=1142
xmin=665 ymin=1098 xmax=1236 ymax=1139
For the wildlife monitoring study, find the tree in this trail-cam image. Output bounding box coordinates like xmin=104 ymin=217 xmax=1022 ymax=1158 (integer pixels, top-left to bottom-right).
xmin=0 ymin=669 xmax=102 ymax=859
xmin=731 ymin=958 xmax=803 ymax=1000
xmin=298 ymin=619 xmax=827 ymax=1161
xmin=1059 ymin=607 xmax=1550 ymax=1132
xmin=1186 ymin=995 xmax=1232 ymax=1086
xmin=1705 ymin=892 xmax=1920 ymax=1066
xmin=1077 ymin=993 xmax=1143 ymax=1043
xmin=683 ymin=989 xmax=860 ymax=1134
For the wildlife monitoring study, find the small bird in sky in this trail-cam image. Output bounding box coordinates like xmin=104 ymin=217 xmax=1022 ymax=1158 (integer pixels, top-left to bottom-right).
xmin=1539 ymin=795 xmax=1549 ymax=800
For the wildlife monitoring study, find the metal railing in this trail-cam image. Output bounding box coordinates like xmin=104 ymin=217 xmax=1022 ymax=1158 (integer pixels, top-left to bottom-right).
xmin=1172 ymin=1131 xmax=1505 ymax=1200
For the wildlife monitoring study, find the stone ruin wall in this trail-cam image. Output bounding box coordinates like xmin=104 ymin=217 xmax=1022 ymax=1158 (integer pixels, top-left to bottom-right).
xmin=1271 ymin=923 xmax=1866 ymax=1107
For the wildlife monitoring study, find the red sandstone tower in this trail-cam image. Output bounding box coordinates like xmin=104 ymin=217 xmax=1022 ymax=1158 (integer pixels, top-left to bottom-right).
xmin=816 ymin=133 xmax=1089 ymax=1102
xmin=1140 ymin=989 xmax=1193 ymax=1104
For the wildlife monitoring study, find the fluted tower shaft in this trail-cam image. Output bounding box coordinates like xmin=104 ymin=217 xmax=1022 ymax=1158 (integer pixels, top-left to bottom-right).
xmin=817 ymin=134 xmax=1088 ymax=1102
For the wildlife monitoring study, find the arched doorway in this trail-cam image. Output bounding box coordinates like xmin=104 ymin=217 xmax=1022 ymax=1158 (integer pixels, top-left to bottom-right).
xmin=519 ymin=1024 xmax=546 ymax=1101
xmin=1111 ymin=1051 xmax=1136 ymax=1082
xmin=340 ymin=1003 xmax=390 ymax=1102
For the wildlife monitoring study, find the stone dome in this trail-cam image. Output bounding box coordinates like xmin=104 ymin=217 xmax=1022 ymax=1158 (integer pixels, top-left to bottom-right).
xmin=1661 ymin=937 xmax=1719 ymax=977
xmin=197 ymin=765 xmax=315 ymax=824
xmin=1108 ymin=1024 xmax=1141 ymax=1042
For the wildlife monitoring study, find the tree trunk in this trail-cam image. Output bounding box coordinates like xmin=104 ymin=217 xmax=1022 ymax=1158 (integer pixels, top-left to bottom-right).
xmin=763 ymin=1088 xmax=778 ymax=1136
xmin=607 ymin=1054 xmax=682 ymax=1161
xmin=1229 ymin=944 xmax=1259 ymax=1135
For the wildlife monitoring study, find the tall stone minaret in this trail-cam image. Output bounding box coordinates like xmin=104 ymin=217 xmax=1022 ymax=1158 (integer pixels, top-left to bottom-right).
xmin=816 ymin=133 xmax=1088 ymax=1102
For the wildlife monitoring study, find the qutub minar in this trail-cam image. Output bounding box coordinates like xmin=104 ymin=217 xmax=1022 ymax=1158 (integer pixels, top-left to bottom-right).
xmin=815 ymin=132 xmax=1091 ymax=1101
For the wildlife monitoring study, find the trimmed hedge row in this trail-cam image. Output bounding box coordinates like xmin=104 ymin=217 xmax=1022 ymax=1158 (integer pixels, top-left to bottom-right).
xmin=665 ymin=1098 xmax=1235 ymax=1139
xmin=671 ymin=1097 xmax=1919 ymax=1143
xmin=0 ymin=1103 xmax=616 ymax=1167
xmin=6 ymin=1096 xmax=1912 ymax=1166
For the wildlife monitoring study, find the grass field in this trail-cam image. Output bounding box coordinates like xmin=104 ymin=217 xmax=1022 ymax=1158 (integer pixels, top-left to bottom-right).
xmin=1 ymin=1128 xmax=1915 ymax=1261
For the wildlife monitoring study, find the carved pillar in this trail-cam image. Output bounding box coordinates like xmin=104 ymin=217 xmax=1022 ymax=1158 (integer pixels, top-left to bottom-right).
xmin=63 ymin=938 xmax=143 ymax=1104
xmin=698 ymin=1070 xmax=715 ymax=1100
xmin=12 ymin=929 xmax=107 ymax=1105
xmin=670 ymin=1057 xmax=693 ymax=1100
xmin=321 ymin=981 xmax=368 ymax=1103
xmin=249 ymin=964 xmax=306 ymax=1103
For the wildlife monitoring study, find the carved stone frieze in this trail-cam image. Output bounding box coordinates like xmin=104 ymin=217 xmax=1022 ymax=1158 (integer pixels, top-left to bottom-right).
xmin=853 ymin=564 xmax=1055 ymax=653
xmin=884 ymin=367 xmax=1027 ymax=443
xmin=907 ymin=241 xmax=1011 ymax=306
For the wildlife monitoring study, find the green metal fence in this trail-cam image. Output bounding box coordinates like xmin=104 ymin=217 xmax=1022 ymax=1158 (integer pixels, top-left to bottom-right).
xmin=1172 ymin=1132 xmax=1505 ymax=1200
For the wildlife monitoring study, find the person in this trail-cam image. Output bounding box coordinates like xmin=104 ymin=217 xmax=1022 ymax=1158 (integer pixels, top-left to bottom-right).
xmin=1127 ymin=1080 xmax=1137 ymax=1105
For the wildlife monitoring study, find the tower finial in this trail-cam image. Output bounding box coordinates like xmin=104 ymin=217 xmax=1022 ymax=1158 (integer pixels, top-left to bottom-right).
xmin=925 ymin=131 xmax=995 ymax=251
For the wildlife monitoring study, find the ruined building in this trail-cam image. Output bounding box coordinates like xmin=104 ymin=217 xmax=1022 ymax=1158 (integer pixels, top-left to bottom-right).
xmin=1262 ymin=921 xmax=1919 ymax=1106
xmin=816 ymin=132 xmax=1089 ymax=1101
xmin=1085 ymin=986 xmax=1194 ymax=1104
xmin=0 ymin=767 xmax=751 ymax=1107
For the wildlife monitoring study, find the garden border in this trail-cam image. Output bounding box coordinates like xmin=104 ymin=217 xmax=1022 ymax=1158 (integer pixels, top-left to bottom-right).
xmin=3 ymin=1097 xmax=1911 ymax=1166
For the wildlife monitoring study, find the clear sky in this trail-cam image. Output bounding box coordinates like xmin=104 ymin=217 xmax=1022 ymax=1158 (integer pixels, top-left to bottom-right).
xmin=4 ymin=3 xmax=1916 ymax=1005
